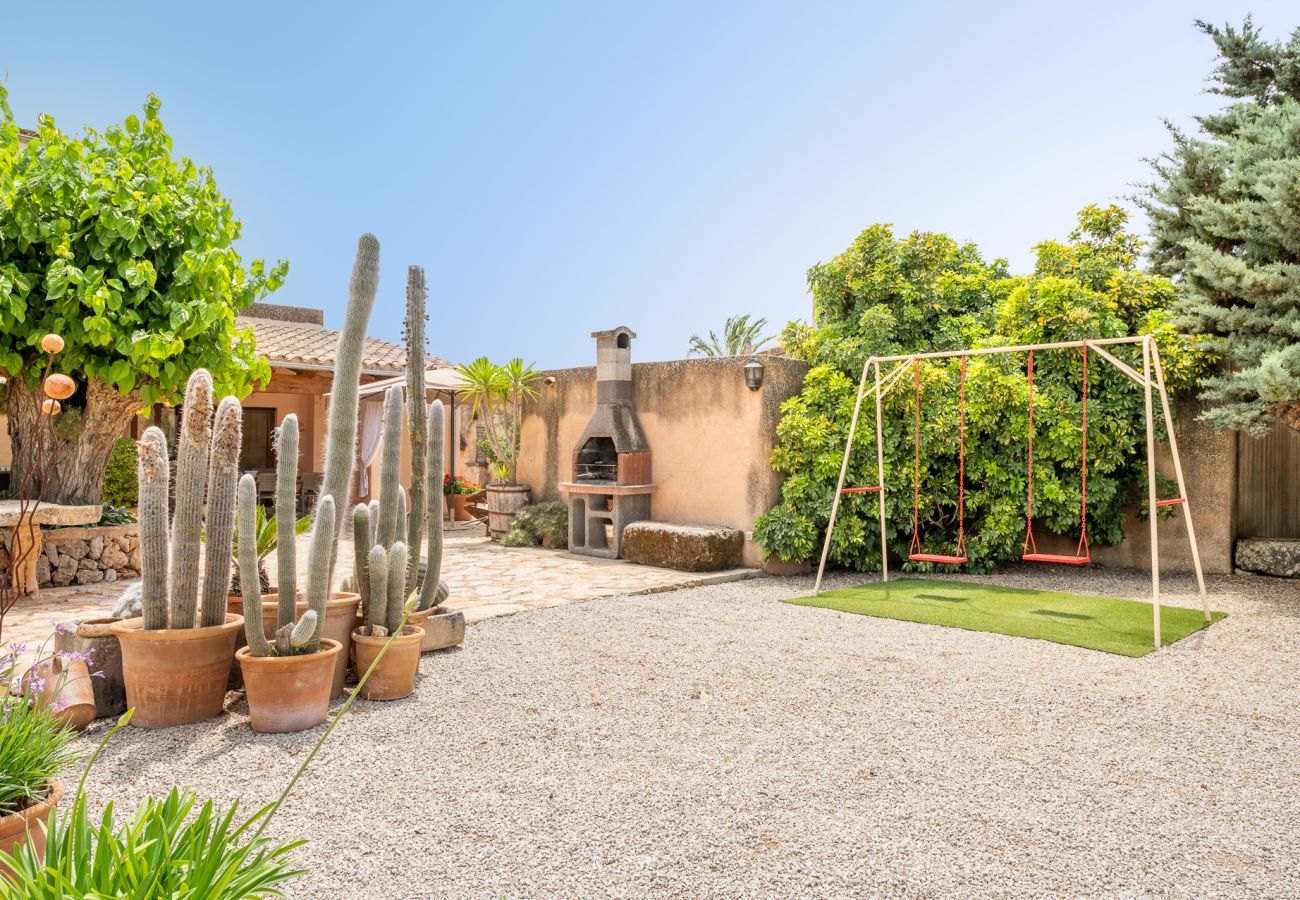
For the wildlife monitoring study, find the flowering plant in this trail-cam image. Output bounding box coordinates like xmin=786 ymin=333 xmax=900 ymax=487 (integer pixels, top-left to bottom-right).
xmin=443 ymin=474 xmax=479 ymax=496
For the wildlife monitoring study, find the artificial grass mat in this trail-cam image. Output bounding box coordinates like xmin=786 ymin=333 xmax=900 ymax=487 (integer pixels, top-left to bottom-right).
xmin=786 ymin=578 xmax=1225 ymax=657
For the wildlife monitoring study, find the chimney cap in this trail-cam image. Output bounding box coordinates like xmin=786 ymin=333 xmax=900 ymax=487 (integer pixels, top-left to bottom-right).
xmin=591 ymin=326 xmax=636 ymax=341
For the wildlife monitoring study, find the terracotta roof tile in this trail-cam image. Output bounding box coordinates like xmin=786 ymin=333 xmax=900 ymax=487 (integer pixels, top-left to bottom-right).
xmin=238 ymin=317 xmax=449 ymax=374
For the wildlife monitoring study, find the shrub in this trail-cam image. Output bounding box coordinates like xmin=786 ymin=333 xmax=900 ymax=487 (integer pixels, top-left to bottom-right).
xmin=101 ymin=437 xmax=138 ymax=507
xmin=501 ymin=501 xmax=568 ymax=548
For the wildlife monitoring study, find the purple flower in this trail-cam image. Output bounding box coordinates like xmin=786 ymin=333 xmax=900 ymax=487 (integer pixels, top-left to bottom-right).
xmin=51 ymin=620 xmax=75 ymax=636
xmin=6 ymin=642 xmax=28 ymax=654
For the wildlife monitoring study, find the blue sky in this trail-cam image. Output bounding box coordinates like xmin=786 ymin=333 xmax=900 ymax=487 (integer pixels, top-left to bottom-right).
xmin=4 ymin=2 xmax=1295 ymax=367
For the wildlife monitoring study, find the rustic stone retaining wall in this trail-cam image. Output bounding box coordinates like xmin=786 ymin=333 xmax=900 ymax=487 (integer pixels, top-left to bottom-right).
xmin=0 ymin=523 xmax=140 ymax=587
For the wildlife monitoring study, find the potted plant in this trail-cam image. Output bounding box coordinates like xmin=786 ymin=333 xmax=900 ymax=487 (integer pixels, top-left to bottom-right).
xmin=351 ymin=538 xmax=424 ymax=700
xmin=0 ymin=643 xmax=83 ymax=875
xmin=454 ymin=356 xmax=541 ymax=540
xmin=110 ymin=370 xmax=246 ymax=728
xmin=443 ymin=473 xmax=479 ymax=521
xmin=233 ymin=475 xmax=342 ymax=733
xmin=225 ymin=502 xmax=310 ymax=610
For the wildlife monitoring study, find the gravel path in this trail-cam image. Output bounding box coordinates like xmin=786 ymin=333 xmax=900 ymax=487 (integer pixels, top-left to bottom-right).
xmin=80 ymin=568 xmax=1300 ymax=898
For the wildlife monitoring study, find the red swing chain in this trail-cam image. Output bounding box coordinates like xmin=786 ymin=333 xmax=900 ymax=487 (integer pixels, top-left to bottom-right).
xmin=1023 ymin=343 xmax=1090 ymax=563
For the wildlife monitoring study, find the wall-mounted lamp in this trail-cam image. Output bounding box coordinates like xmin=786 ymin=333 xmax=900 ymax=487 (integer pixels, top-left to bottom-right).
xmin=543 ymin=376 xmax=557 ymax=386
xmin=743 ymin=356 xmax=765 ymax=391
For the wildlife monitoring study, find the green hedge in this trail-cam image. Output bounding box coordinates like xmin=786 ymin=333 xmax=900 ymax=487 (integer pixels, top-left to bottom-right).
xmin=101 ymin=437 xmax=138 ymax=507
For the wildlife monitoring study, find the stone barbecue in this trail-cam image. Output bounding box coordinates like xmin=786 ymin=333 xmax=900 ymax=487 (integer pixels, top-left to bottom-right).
xmin=560 ymin=327 xmax=654 ymax=558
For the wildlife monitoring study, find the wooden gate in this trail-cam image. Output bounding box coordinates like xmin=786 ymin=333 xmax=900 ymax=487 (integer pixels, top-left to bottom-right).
xmin=1236 ymin=423 xmax=1300 ymax=538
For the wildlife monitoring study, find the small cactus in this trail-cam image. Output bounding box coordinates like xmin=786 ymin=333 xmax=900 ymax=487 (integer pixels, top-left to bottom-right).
xmin=238 ymin=475 xmax=274 ymax=658
xmin=366 ymin=544 xmax=389 ymax=636
xmin=385 ymin=541 xmax=408 ymax=635
xmin=353 ymin=503 xmax=372 ymax=620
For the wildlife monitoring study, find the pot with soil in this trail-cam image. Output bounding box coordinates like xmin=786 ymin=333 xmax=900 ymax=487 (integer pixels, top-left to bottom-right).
xmin=406 ymin=605 xmax=465 ymax=652
xmin=230 ymin=591 xmax=360 ymax=698
xmin=237 ymin=639 xmax=342 ymax=733
xmin=0 ymin=781 xmax=64 ymax=879
xmin=112 ymin=615 xmax=244 ymax=728
xmin=485 ymin=483 xmax=530 ymax=541
xmin=351 ymin=625 xmax=424 ymax=700
xmin=54 ymin=617 xmax=127 ymax=718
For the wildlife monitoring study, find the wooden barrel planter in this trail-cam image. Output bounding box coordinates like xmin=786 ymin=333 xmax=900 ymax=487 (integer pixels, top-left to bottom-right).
xmin=485 ymin=484 xmax=530 ymax=540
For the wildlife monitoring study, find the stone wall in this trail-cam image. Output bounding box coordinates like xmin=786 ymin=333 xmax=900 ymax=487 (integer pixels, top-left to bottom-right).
xmin=515 ymin=355 xmax=810 ymax=566
xmin=0 ymin=523 xmax=141 ymax=587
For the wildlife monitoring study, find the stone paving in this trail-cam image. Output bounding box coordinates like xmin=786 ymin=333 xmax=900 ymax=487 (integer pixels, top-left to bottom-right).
xmin=1 ymin=521 xmax=758 ymax=657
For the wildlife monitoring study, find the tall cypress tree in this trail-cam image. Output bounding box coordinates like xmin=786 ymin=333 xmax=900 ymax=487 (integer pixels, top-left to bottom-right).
xmin=1139 ymin=18 xmax=1300 ymax=434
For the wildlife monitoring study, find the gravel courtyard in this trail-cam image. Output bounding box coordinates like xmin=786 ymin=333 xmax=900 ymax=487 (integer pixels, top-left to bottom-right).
xmin=81 ymin=568 xmax=1298 ymax=898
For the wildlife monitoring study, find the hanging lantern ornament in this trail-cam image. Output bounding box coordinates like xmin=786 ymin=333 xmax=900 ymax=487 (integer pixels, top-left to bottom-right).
xmin=42 ymin=398 xmax=62 ymax=415
xmin=44 ymin=373 xmax=76 ymax=400
xmin=41 ymin=333 xmax=65 ymax=354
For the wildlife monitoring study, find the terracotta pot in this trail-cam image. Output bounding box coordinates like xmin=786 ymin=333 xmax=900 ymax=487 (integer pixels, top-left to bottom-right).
xmin=236 ymin=639 xmax=342 ymax=733
xmin=451 ymin=493 xmax=474 ymax=522
xmin=350 ymin=625 xmax=424 ymax=700
xmin=21 ymin=657 xmax=97 ymax=731
xmin=54 ymin=617 xmax=127 ymax=718
xmin=0 ymin=781 xmax=63 ymax=879
xmin=110 ymin=615 xmax=244 ymax=728
xmin=229 ymin=592 xmax=360 ymax=698
xmin=406 ymin=606 xmax=466 ymax=652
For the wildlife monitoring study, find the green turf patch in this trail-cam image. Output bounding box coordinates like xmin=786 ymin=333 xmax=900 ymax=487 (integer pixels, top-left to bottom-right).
xmin=786 ymin=579 xmax=1225 ymax=657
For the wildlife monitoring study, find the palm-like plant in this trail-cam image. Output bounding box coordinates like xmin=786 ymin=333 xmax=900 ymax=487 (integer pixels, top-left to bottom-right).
xmin=688 ymin=314 xmax=775 ymax=357
xmin=454 ymin=357 xmax=541 ymax=484
xmin=221 ymin=506 xmax=311 ymax=596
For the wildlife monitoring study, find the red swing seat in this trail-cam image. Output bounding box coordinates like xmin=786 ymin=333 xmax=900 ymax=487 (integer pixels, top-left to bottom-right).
xmin=908 ymin=357 xmax=969 ymax=565
xmin=1022 ymin=345 xmax=1091 ymax=565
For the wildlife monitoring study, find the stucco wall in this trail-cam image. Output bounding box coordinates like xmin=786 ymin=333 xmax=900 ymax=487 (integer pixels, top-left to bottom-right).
xmin=515 ymin=355 xmax=809 ymax=565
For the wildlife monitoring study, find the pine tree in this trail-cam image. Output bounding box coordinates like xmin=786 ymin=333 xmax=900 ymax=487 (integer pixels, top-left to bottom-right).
xmin=1139 ymin=18 xmax=1300 ymax=434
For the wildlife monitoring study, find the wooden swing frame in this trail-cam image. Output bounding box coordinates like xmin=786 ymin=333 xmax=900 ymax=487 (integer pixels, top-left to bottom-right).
xmin=812 ymin=335 xmax=1210 ymax=650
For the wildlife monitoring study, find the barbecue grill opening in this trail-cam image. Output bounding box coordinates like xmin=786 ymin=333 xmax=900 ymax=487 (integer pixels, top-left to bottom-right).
xmin=575 ymin=436 xmax=618 ymax=483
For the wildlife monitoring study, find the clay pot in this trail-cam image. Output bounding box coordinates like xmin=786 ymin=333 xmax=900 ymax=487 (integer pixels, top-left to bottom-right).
xmin=406 ymin=606 xmax=466 ymax=653
xmin=350 ymin=625 xmax=424 ymax=700
xmin=110 ymin=615 xmax=244 ymax=728
xmin=236 ymin=639 xmax=342 ymax=733
xmin=21 ymin=657 xmax=97 ymax=731
xmin=0 ymin=781 xmax=63 ymax=879
xmin=230 ymin=592 xmax=359 ymax=698
xmin=54 ymin=617 xmax=127 ymax=718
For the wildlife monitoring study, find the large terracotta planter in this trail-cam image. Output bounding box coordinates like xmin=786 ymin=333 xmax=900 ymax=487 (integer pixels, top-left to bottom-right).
xmin=54 ymin=617 xmax=127 ymax=719
xmin=110 ymin=615 xmax=244 ymax=729
xmin=486 ymin=483 xmax=530 ymax=540
xmin=0 ymin=781 xmax=63 ymax=879
xmin=350 ymin=625 xmax=424 ymax=700
xmin=229 ymin=592 xmax=360 ymax=698
xmin=236 ymin=640 xmax=342 ymax=733
xmin=21 ymin=657 xmax=97 ymax=731
xmin=407 ymin=606 xmax=466 ymax=652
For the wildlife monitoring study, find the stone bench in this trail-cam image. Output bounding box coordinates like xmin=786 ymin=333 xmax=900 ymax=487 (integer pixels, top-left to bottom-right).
xmin=1235 ymin=538 xmax=1300 ymax=578
xmin=619 ymin=521 xmax=743 ymax=572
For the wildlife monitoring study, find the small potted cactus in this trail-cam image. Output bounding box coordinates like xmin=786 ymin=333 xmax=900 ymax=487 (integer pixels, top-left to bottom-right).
xmin=234 ymin=476 xmax=343 ymax=732
xmin=110 ymin=371 xmax=246 ymax=728
xmin=351 ymin=538 xmax=425 ymax=700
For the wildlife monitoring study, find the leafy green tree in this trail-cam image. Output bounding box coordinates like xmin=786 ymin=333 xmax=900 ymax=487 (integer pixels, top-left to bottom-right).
xmin=0 ymin=88 xmax=285 ymax=502
xmin=688 ymin=314 xmax=775 ymax=357
xmin=1138 ymin=18 xmax=1300 ymax=434
xmin=753 ymin=207 xmax=1212 ymax=570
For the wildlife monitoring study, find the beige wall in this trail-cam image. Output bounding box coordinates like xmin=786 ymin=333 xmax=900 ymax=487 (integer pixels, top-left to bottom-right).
xmin=516 ymin=355 xmax=810 ymax=565
xmin=243 ymin=390 xmax=317 ymax=473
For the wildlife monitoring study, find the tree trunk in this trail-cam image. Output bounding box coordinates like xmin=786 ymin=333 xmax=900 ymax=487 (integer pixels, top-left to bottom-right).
xmin=6 ymin=377 xmax=141 ymax=505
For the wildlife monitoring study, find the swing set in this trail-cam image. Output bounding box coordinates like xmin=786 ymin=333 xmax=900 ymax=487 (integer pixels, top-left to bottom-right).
xmin=813 ymin=335 xmax=1210 ymax=650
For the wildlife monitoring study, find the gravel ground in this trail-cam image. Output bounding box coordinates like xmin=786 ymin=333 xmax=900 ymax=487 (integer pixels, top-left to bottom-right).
xmin=79 ymin=567 xmax=1299 ymax=898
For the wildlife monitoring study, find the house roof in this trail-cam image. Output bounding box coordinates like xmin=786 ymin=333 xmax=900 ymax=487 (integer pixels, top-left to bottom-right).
xmin=238 ymin=315 xmax=449 ymax=375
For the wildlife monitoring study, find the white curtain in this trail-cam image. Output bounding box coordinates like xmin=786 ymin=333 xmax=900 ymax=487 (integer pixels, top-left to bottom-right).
xmin=357 ymin=398 xmax=384 ymax=498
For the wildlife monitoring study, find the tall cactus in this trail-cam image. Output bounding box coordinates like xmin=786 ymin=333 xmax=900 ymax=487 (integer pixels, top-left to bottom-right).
xmin=137 ymin=427 xmax=170 ymax=630
xmin=238 ymin=475 xmax=275 ymax=657
xmin=135 ymin=385 xmax=242 ymax=632
xmin=366 ymin=544 xmax=388 ymax=635
xmin=353 ymin=502 xmax=372 ymax=620
xmin=419 ymin=400 xmax=445 ymax=610
xmin=200 ymin=397 xmax=243 ymax=628
xmin=319 ymin=234 xmax=381 ymax=575
xmin=168 ymin=371 xmax=214 ymax=629
xmin=376 ymin=385 xmax=404 ymax=549
xmin=404 ymin=265 xmax=428 ymax=592
xmin=274 ymin=414 xmax=300 ymax=626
